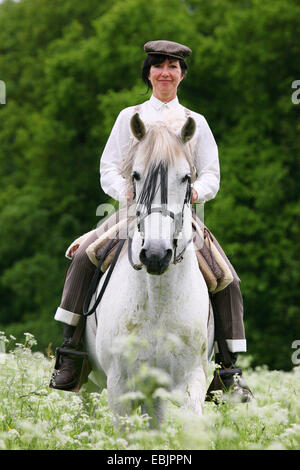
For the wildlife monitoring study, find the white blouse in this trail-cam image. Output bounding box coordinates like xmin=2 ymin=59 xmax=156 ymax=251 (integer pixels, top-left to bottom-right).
xmin=100 ymin=94 xmax=220 ymax=203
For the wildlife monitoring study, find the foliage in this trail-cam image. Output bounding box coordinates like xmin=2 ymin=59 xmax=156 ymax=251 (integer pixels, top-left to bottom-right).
xmin=0 ymin=332 xmax=299 ymax=450
xmin=0 ymin=0 xmax=299 ymax=369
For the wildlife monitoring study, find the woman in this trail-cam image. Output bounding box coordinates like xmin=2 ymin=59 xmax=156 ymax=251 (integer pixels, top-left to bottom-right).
xmin=100 ymin=40 xmax=219 ymax=205
xmin=51 ymin=40 xmax=252 ymax=402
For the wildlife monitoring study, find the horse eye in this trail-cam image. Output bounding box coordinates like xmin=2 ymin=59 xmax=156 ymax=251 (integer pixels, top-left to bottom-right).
xmin=132 ymin=171 xmax=141 ymax=181
xmin=181 ymin=174 xmax=191 ymax=184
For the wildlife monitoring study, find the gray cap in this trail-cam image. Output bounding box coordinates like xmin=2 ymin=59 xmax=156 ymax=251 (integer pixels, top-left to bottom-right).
xmin=144 ymin=40 xmax=192 ymax=60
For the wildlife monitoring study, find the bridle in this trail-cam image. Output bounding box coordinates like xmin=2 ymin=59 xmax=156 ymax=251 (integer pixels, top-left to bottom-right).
xmin=128 ymin=163 xmax=193 ymax=270
xmin=83 ymin=181 xmax=193 ymax=318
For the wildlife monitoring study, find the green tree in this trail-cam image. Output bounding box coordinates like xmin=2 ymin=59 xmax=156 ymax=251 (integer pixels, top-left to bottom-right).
xmin=0 ymin=0 xmax=299 ymax=369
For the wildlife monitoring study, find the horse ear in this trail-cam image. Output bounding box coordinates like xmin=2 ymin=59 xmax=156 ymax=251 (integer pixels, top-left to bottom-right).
xmin=181 ymin=117 xmax=196 ymax=143
xmin=130 ymin=113 xmax=146 ymax=141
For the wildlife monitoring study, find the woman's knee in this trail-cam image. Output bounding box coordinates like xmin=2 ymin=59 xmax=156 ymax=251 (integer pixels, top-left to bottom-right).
xmin=71 ymin=232 xmax=98 ymax=270
xmin=72 ymin=246 xmax=93 ymax=269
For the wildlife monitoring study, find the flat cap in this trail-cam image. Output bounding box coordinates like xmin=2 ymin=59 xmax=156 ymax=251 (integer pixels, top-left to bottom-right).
xmin=144 ymin=40 xmax=192 ymax=60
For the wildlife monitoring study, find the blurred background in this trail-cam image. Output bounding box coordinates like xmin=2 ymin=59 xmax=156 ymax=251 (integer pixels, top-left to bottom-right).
xmin=0 ymin=0 xmax=299 ymax=370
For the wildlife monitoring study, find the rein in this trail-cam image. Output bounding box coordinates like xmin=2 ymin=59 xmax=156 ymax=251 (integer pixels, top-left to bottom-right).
xmin=83 ymin=237 xmax=126 ymax=319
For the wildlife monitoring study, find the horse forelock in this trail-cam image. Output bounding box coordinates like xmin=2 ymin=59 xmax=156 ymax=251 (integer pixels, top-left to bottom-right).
xmin=141 ymin=124 xmax=183 ymax=168
xmin=121 ymin=121 xmax=195 ymax=186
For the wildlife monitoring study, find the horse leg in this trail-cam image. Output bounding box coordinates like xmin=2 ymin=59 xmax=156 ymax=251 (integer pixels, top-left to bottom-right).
xmin=83 ymin=316 xmax=107 ymax=393
xmin=183 ymin=366 xmax=207 ymax=415
xmin=141 ymin=397 xmax=166 ymax=429
xmin=106 ymin=370 xmax=132 ymax=417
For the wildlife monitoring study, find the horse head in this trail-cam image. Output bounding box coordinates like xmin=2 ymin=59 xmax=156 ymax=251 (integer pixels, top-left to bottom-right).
xmin=127 ymin=112 xmax=196 ymax=275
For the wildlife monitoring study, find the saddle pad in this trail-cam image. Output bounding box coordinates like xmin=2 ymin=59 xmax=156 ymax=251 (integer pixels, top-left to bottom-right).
xmin=65 ymin=214 xmax=233 ymax=294
xmin=85 ymin=218 xmax=129 ymax=267
xmin=192 ymin=217 xmax=233 ymax=293
xmin=192 ymin=228 xmax=223 ymax=280
xmin=97 ymin=238 xmax=128 ymax=273
xmin=195 ymin=250 xmax=218 ymax=292
xmin=65 ymin=207 xmax=129 ymax=260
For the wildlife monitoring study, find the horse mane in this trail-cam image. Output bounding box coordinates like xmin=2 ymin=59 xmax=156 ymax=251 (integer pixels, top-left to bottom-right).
xmin=121 ymin=121 xmax=196 ymax=190
xmin=136 ymin=161 xmax=168 ymax=212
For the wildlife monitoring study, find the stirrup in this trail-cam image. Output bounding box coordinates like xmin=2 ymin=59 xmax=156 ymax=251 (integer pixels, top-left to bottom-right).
xmin=206 ymin=367 xmax=254 ymax=404
xmin=49 ymin=346 xmax=91 ymax=392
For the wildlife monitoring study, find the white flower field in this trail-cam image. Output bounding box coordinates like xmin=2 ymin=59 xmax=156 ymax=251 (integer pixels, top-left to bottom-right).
xmin=0 ymin=332 xmax=299 ymax=451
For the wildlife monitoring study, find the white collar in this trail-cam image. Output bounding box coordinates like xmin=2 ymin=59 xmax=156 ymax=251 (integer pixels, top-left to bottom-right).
xmin=149 ymin=94 xmax=180 ymax=110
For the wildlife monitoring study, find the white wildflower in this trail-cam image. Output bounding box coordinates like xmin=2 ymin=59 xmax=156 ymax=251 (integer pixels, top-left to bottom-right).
xmin=0 ymin=440 xmax=6 ymax=450
xmin=24 ymin=332 xmax=37 ymax=348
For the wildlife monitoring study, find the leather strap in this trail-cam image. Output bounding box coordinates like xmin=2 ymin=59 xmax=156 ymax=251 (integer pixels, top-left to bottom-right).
xmin=68 ymin=315 xmax=86 ymax=350
xmin=210 ymin=294 xmax=234 ymax=367
xmin=83 ymin=238 xmax=126 ymax=318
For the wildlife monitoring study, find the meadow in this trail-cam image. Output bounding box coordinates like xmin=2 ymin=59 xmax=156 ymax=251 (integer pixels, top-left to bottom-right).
xmin=0 ymin=331 xmax=299 ymax=451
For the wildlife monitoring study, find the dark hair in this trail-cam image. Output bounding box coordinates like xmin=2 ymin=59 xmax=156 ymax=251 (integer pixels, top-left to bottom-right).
xmin=141 ymin=54 xmax=188 ymax=93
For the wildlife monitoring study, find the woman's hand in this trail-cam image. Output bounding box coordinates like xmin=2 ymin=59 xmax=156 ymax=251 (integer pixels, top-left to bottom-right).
xmin=191 ymin=188 xmax=198 ymax=203
xmin=126 ymin=187 xmax=134 ymax=201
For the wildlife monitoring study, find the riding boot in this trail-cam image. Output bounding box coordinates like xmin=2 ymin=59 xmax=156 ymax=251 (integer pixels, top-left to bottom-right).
xmin=206 ymin=352 xmax=254 ymax=403
xmin=51 ymin=324 xmax=83 ymax=391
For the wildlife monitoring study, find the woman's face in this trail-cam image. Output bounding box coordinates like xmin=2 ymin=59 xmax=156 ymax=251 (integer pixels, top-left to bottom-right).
xmin=148 ymin=58 xmax=184 ymax=101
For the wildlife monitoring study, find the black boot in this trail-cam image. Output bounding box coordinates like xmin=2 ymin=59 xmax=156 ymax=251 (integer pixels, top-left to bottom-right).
xmin=206 ymin=352 xmax=254 ymax=403
xmin=50 ymin=324 xmax=83 ymax=391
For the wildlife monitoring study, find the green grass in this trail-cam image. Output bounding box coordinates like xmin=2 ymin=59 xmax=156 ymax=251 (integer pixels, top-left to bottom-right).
xmin=0 ymin=332 xmax=299 ymax=450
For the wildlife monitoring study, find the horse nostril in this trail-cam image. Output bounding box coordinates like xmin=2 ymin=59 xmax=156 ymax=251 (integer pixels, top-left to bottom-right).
xmin=165 ymin=249 xmax=172 ymax=263
xmin=139 ymin=247 xmax=172 ymax=272
xmin=139 ymin=248 xmax=147 ymax=264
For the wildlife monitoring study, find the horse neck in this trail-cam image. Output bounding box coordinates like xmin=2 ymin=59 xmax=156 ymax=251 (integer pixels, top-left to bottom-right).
xmin=140 ymin=241 xmax=197 ymax=314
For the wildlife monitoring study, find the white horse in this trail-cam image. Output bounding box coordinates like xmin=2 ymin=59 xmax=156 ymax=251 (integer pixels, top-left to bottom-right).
xmin=85 ymin=113 xmax=213 ymax=421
